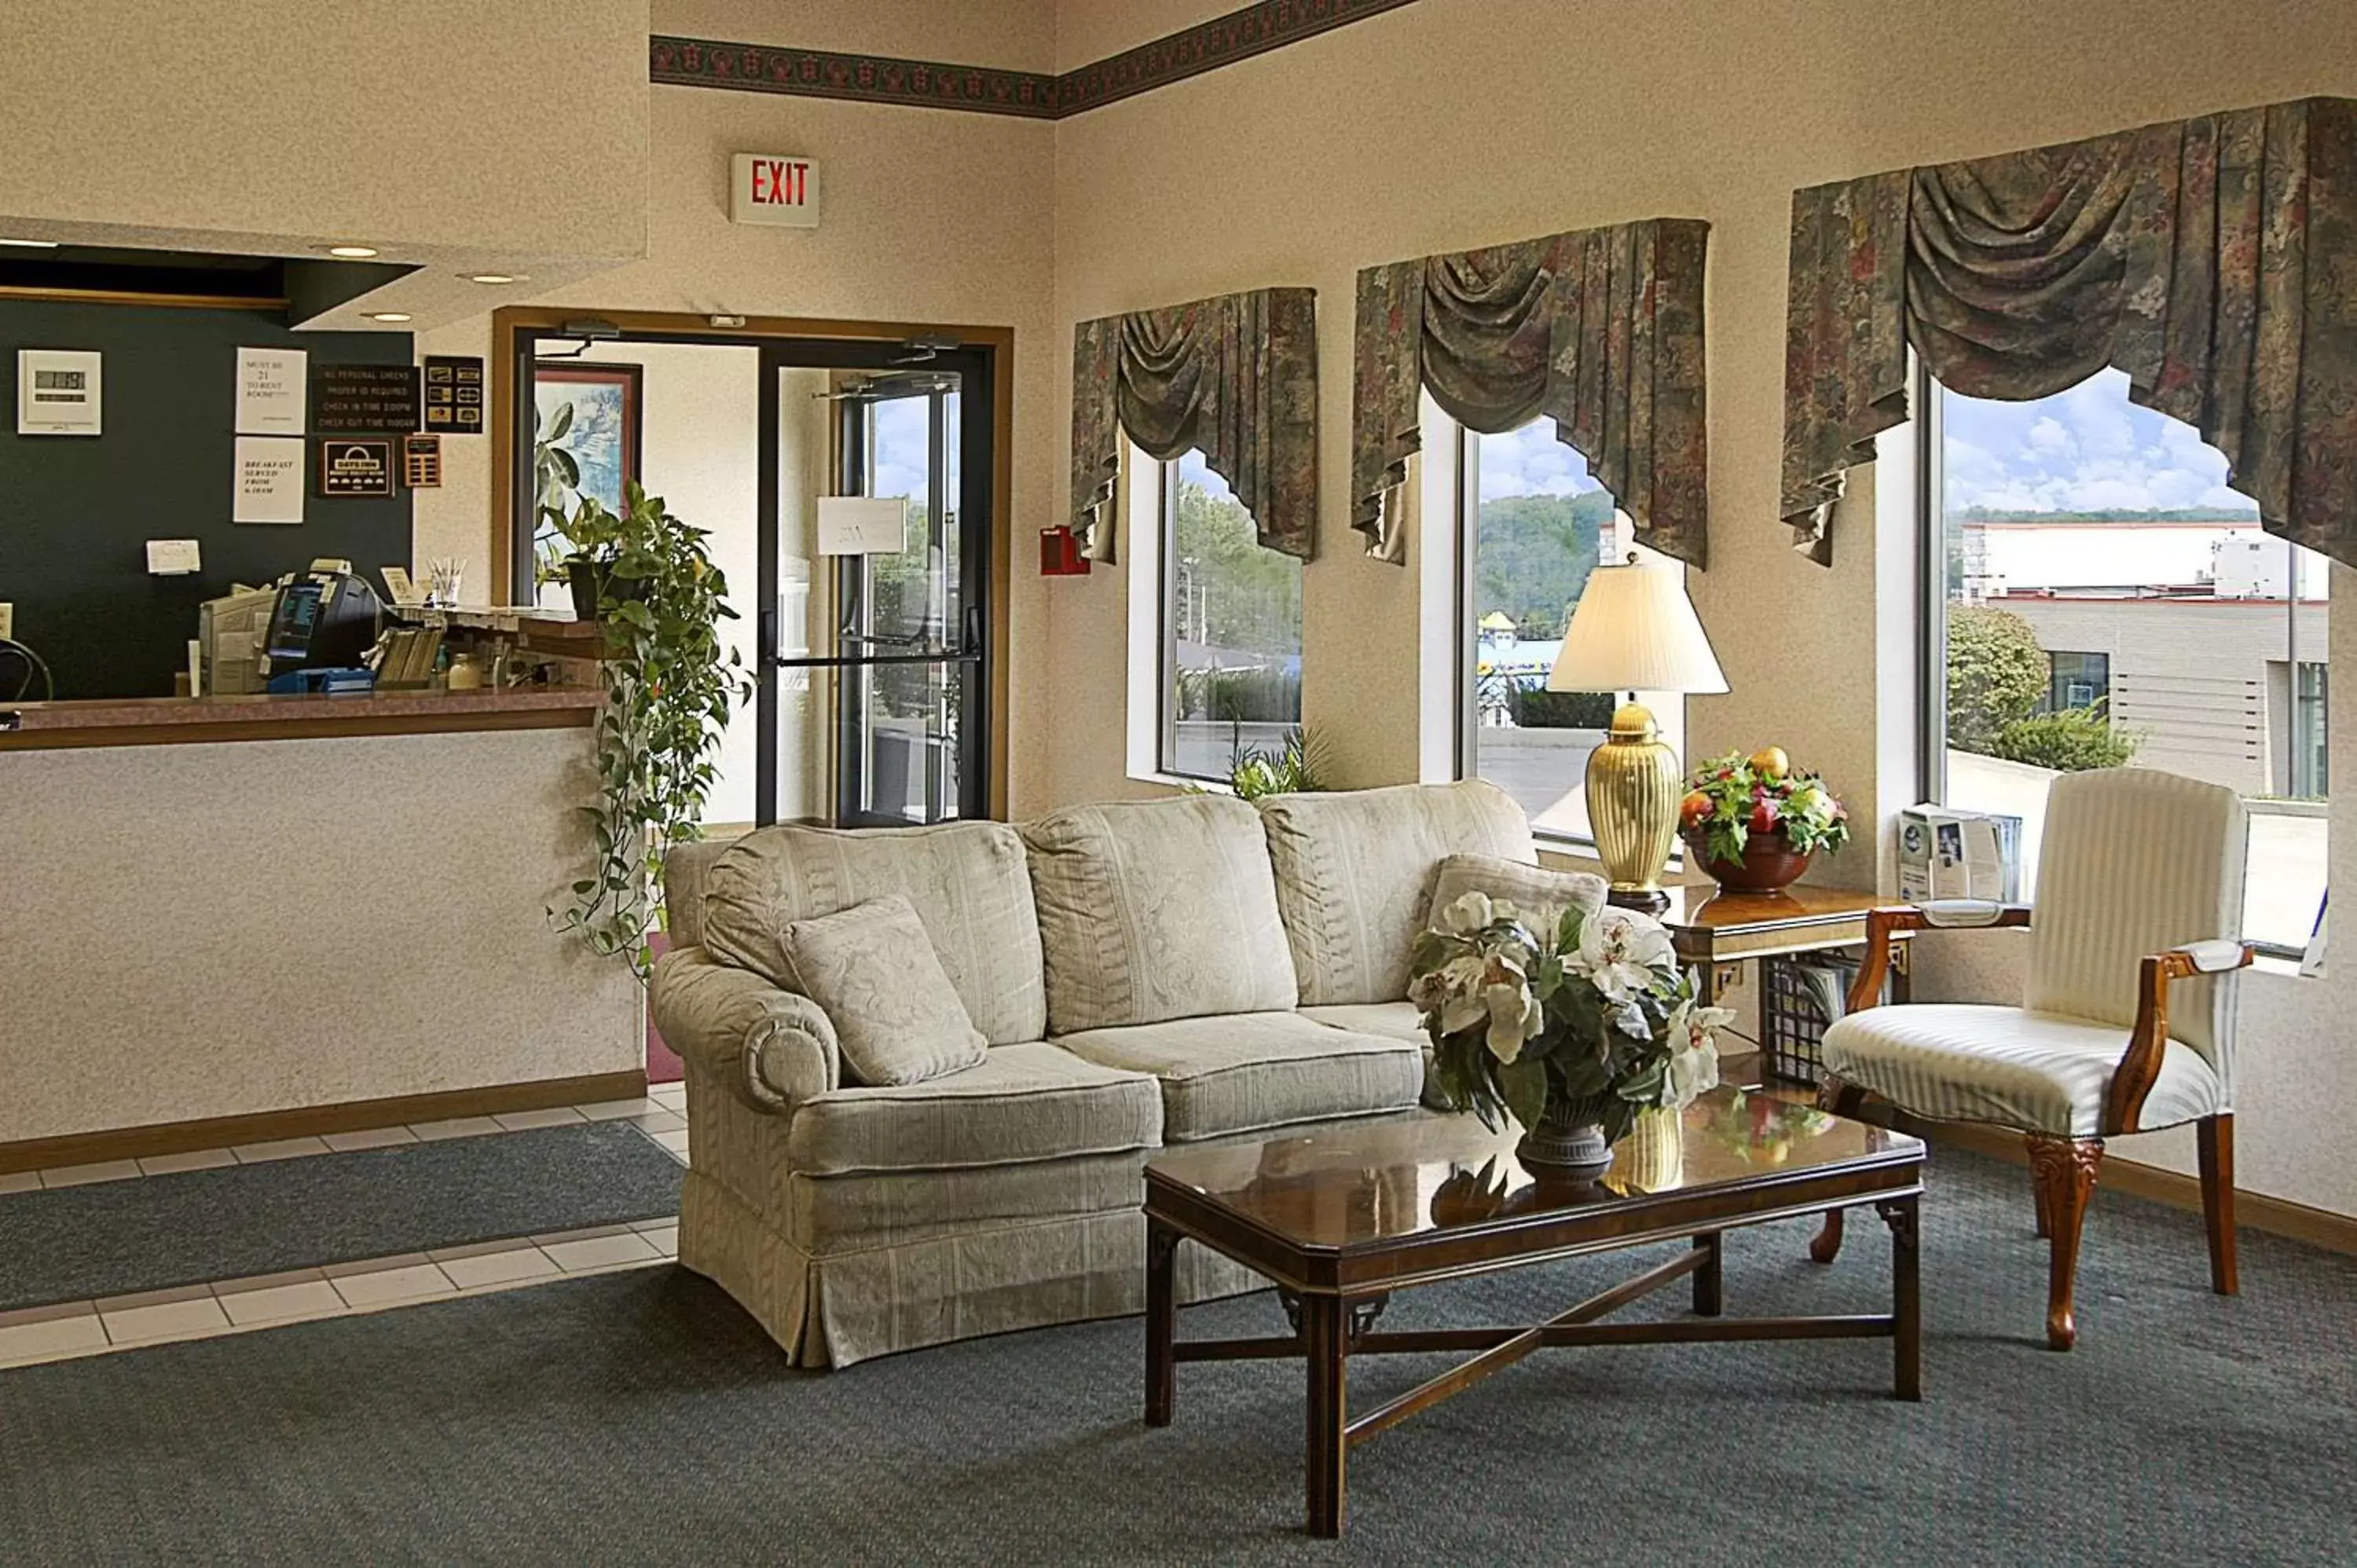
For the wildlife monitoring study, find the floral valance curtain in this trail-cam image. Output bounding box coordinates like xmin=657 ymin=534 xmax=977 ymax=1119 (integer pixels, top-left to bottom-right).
xmin=1782 ymin=96 xmax=2357 ymax=567
xmin=1351 ymin=218 xmax=1710 ymax=567
xmin=1069 ymin=286 xmax=1317 ymax=564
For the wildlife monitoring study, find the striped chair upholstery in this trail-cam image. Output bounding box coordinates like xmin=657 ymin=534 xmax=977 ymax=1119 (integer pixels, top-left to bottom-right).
xmin=1823 ymin=768 xmax=2247 ymax=1137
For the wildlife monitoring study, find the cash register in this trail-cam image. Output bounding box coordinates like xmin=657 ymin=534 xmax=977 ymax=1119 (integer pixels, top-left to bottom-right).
xmin=262 ymin=562 xmax=385 ymax=694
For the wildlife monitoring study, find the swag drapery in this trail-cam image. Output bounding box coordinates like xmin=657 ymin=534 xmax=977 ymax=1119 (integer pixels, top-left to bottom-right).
xmin=1782 ymin=96 xmax=2357 ymax=567
xmin=1069 ymin=287 xmax=1317 ymax=564
xmin=1351 ymin=218 xmax=1710 ymax=567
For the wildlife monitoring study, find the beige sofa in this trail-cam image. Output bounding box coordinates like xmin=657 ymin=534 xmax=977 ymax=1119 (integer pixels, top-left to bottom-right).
xmin=650 ymin=779 xmax=1582 ymax=1368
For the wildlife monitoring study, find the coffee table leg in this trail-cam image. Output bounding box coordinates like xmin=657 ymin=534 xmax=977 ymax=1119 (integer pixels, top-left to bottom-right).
xmin=1692 ymin=1231 xmax=1723 ymax=1317
xmin=1303 ymin=1293 xmax=1347 ymax=1538
xmin=1146 ymin=1218 xmax=1178 ymax=1427
xmin=1878 ymin=1196 xmax=1922 ymax=1401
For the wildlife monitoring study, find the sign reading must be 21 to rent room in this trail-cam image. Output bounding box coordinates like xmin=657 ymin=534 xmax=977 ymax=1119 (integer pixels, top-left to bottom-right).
xmin=730 ymin=154 xmax=820 ymax=229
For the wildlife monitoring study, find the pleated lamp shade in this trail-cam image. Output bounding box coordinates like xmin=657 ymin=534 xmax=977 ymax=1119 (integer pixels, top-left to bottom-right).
xmin=1545 ymin=562 xmax=1728 ymax=694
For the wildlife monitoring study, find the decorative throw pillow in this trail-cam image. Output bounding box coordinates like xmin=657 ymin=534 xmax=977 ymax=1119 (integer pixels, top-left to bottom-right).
xmin=780 ymin=895 xmax=988 ymax=1087
xmin=1425 ymin=853 xmax=1608 ymax=940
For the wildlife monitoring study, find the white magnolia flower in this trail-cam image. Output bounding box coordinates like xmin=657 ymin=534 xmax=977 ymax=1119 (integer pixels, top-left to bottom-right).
xmin=1483 ymin=980 xmax=1543 ymax=1064
xmin=1659 ymin=996 xmax=1736 ymax=1107
xmin=1566 ymin=908 xmax=1677 ymax=1002
xmin=1441 ymin=891 xmax=1497 ymax=934
xmin=1611 ymin=998 xmax=1651 ymax=1040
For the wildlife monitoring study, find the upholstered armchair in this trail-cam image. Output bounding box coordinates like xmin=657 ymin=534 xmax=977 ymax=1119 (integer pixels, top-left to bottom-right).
xmin=1809 ymin=768 xmax=2253 ymax=1350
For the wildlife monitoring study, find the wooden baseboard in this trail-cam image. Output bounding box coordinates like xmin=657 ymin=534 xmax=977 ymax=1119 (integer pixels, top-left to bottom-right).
xmin=1923 ymin=1122 xmax=2357 ymax=1258
xmin=0 ymin=1070 xmax=650 ymax=1176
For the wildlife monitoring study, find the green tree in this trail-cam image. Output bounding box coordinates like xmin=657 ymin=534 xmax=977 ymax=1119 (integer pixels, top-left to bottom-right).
xmin=1945 ymin=603 xmax=2048 ymax=754
xmin=1171 ymin=478 xmax=1300 ymax=656
xmin=1472 ymin=491 xmax=1615 ymax=638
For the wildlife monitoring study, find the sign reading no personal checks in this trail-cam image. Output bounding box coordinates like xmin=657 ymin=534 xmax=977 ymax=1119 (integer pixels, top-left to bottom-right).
xmin=731 ymin=154 xmax=820 ymax=228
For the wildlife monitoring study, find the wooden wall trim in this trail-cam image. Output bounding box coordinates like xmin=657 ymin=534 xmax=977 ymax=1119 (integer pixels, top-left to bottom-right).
xmin=648 ymin=0 xmax=1424 ymax=119
xmin=0 ymin=1071 xmax=649 ymax=1176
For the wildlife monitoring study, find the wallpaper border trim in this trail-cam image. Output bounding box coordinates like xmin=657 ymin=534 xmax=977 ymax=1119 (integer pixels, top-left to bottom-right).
xmin=650 ymin=0 xmax=1424 ymax=120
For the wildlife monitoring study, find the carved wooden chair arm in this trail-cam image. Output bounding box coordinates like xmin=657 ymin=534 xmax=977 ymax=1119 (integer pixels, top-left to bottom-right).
xmin=1845 ymin=902 xmax=2035 ymax=1013
xmin=2103 ymin=940 xmax=2254 ymax=1134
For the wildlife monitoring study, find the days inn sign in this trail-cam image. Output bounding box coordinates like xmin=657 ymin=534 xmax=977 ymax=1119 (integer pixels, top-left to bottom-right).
xmin=730 ymin=154 xmax=820 ymax=229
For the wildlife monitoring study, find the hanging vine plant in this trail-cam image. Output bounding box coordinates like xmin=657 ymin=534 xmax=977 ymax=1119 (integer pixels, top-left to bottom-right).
xmin=549 ymin=481 xmax=750 ymax=979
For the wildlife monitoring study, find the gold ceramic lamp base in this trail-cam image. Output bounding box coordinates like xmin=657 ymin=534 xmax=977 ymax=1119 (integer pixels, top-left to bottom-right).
xmin=1585 ymin=700 xmax=1680 ymax=913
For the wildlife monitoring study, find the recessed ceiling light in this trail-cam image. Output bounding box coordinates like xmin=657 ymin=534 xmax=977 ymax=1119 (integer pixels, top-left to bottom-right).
xmin=367 ymin=312 xmax=412 ymax=323
xmin=0 ymin=237 xmax=60 ymax=248
xmin=467 ymin=273 xmax=519 ymax=285
xmin=326 ymin=245 xmax=379 ymax=259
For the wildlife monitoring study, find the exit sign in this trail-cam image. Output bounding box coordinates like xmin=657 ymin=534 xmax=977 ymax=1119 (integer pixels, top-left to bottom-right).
xmin=731 ymin=154 xmax=819 ymax=229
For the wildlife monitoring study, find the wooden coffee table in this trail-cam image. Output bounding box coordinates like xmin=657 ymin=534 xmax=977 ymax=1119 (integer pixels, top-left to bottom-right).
xmin=1142 ymin=1088 xmax=1925 ymax=1537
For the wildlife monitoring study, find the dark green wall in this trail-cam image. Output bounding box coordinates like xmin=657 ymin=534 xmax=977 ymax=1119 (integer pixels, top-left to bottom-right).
xmin=0 ymin=299 xmax=412 ymax=699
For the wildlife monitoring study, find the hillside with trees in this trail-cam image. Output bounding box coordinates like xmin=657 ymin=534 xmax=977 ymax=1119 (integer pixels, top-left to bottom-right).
xmin=1474 ymin=490 xmax=1616 ymax=639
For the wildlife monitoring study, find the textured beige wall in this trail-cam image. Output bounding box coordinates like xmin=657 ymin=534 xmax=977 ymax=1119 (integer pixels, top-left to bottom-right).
xmin=0 ymin=0 xmax=649 ymax=265
xmin=659 ymin=0 xmax=1058 ymax=70
xmin=1054 ymin=0 xmax=1232 ymax=71
xmin=0 ymin=730 xmax=641 ymax=1143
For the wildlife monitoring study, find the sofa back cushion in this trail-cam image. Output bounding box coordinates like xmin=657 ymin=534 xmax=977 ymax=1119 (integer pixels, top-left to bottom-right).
xmin=702 ymin=820 xmax=1047 ymax=1047
xmin=1021 ymin=795 xmax=1297 ymax=1035
xmin=1257 ymin=780 xmax=1535 ymax=1006
xmin=661 ymin=837 xmax=736 ymax=950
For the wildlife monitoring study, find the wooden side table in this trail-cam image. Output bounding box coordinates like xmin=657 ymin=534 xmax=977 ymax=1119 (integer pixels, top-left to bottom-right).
xmin=1657 ymin=885 xmax=1912 ymax=1013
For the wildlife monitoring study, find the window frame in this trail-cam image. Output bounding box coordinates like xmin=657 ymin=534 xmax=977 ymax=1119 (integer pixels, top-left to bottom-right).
xmin=1915 ymin=362 xmax=2323 ymax=962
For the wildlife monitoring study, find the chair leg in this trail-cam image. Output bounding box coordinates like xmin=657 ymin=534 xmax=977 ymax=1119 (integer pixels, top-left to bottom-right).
xmin=1808 ymin=1075 xmax=1869 ymax=1266
xmin=2025 ymin=1134 xmax=2103 ymax=1350
xmin=2198 ymin=1114 xmax=2239 ymax=1296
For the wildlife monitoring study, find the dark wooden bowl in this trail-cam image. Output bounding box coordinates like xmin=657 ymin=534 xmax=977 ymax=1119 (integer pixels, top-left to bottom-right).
xmin=1684 ymin=830 xmax=1813 ymax=894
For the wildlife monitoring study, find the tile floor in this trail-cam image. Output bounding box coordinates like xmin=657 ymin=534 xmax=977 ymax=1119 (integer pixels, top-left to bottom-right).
xmin=0 ymin=1082 xmax=691 ymax=1372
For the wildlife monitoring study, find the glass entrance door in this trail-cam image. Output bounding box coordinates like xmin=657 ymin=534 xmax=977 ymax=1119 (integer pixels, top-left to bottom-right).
xmin=758 ymin=345 xmax=990 ymax=827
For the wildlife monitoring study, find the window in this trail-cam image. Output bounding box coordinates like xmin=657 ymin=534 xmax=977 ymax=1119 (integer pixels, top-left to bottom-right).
xmin=1925 ymin=366 xmax=2330 ymax=955
xmin=1454 ymin=417 xmax=1683 ymax=843
xmin=1157 ymin=449 xmax=1302 ymax=782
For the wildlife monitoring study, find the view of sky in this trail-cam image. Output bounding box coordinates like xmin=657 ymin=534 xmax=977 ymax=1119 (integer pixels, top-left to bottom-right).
xmin=1474 ymin=418 xmax=1605 ymax=501
xmin=1941 ymin=367 xmax=2255 ymax=516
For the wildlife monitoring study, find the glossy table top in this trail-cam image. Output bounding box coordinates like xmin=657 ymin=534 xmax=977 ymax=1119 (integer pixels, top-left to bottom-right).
xmin=1145 ymin=1088 xmax=1921 ymax=1253
xmin=1657 ymin=883 xmax=1891 ymax=934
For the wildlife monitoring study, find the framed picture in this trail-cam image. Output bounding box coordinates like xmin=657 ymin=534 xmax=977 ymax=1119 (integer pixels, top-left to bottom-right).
xmin=533 ymin=361 xmax=643 ymax=517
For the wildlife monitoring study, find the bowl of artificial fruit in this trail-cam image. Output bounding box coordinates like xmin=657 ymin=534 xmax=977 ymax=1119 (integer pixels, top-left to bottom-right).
xmin=1677 ymin=747 xmax=1850 ymax=895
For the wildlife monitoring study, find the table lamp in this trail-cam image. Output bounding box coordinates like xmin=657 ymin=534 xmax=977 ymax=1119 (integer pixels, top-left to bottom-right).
xmin=1546 ymin=555 xmax=1728 ymax=911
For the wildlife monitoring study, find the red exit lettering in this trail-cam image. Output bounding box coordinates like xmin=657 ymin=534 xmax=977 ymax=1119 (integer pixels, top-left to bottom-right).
xmin=752 ymin=159 xmax=808 ymax=205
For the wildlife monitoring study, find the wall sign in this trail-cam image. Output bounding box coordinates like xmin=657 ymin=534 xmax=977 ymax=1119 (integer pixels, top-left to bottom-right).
xmin=402 ymin=434 xmax=443 ymax=488
xmin=16 ymin=349 xmax=102 ymax=435
xmin=319 ymin=438 xmax=394 ymax=497
xmin=233 ymin=435 xmax=306 ymax=523
xmin=730 ymin=153 xmax=820 ymax=228
xmin=235 ymin=346 xmax=306 ymax=435
xmin=312 ymin=363 xmax=420 ymax=432
xmin=422 ymin=354 xmax=485 ymax=433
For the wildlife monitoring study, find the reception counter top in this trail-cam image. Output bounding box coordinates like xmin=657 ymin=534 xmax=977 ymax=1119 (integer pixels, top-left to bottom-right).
xmin=0 ymin=686 xmax=603 ymax=751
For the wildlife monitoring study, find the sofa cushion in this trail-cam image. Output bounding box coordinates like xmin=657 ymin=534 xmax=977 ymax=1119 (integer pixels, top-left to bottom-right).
xmin=660 ymin=837 xmax=735 ymax=951
xmin=1299 ymin=1000 xmax=1427 ymax=1047
xmin=782 ymin=896 xmax=988 ymax=1087
xmin=1258 ymin=780 xmax=1535 ymax=1008
xmin=1050 ymin=1012 xmax=1422 ymax=1141
xmin=788 ymin=1151 xmax=1149 ymax=1251
xmin=786 ymin=1042 xmax=1163 ymax=1177
xmin=702 ymin=820 xmax=1047 ymax=1047
xmin=1426 ymin=853 xmax=1607 ymax=942
xmin=1022 ymin=795 xmax=1297 ymax=1035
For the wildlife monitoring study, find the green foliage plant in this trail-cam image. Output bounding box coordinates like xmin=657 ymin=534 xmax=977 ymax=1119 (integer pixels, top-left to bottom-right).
xmin=1946 ymin=604 xmax=2048 ymax=753
xmin=1989 ymin=702 xmax=2142 ymax=772
xmin=549 ymin=482 xmax=752 ymax=979
xmin=1681 ymin=751 xmax=1851 ymax=866
xmin=533 ymin=401 xmax=588 ymax=587
xmin=1226 ymin=726 xmax=1328 ymax=800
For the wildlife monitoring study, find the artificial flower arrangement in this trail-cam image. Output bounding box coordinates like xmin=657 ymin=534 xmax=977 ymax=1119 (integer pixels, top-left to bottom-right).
xmin=1678 ymin=746 xmax=1851 ymax=892
xmin=1409 ymin=892 xmax=1734 ymax=1164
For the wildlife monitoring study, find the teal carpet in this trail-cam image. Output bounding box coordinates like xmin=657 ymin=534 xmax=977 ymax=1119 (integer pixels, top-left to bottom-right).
xmin=0 ymin=1122 xmax=681 ymax=1309
xmin=0 ymin=1149 xmax=2349 ymax=1565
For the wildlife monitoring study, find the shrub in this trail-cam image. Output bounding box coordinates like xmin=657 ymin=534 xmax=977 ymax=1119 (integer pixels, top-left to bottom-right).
xmin=1176 ymin=665 xmax=1299 ymax=724
xmin=1946 ymin=604 xmax=2047 ymax=753
xmin=1508 ymin=685 xmax=1616 ymax=729
xmin=1988 ymin=705 xmax=2141 ymax=772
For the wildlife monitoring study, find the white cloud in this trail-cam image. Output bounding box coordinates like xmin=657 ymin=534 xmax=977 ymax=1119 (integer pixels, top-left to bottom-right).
xmin=1942 ymin=366 xmax=2255 ymax=515
xmin=1475 ymin=418 xmax=1605 ymax=501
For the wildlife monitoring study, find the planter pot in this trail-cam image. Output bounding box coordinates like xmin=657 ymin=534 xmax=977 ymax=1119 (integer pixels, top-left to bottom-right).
xmin=1515 ymin=1097 xmax=1614 ymax=1183
xmin=1684 ymin=830 xmax=1813 ymax=895
xmin=566 ymin=559 xmax=647 ymax=623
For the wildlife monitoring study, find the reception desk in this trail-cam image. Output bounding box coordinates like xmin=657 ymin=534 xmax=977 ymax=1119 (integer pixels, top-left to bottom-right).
xmin=0 ymin=688 xmax=644 ymax=1168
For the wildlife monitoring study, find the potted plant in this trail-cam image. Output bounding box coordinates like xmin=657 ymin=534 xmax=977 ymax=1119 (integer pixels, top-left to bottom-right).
xmin=549 ymin=480 xmax=751 ymax=978
xmin=1410 ymin=893 xmax=1734 ymax=1181
xmin=1677 ymin=747 xmax=1850 ymax=895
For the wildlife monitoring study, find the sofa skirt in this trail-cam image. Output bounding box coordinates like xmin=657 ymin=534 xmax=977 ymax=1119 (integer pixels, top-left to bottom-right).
xmin=680 ymin=1166 xmax=1263 ymax=1368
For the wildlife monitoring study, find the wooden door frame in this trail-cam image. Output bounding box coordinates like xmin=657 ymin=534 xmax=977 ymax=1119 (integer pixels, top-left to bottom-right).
xmin=489 ymin=305 xmax=1016 ymax=820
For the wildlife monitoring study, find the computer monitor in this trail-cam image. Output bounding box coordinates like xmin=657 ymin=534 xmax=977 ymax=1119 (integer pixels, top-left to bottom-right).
xmin=263 ymin=570 xmax=383 ymax=676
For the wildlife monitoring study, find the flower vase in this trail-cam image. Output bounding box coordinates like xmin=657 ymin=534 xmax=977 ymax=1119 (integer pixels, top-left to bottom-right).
xmin=1611 ymin=1106 xmax=1685 ymax=1192
xmin=1516 ymin=1097 xmax=1615 ymax=1184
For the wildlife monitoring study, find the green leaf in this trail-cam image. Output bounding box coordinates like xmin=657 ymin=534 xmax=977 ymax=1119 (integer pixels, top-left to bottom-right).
xmin=545 ymin=401 xmax=574 ymax=440
xmin=1497 ymin=1057 xmax=1549 ymax=1133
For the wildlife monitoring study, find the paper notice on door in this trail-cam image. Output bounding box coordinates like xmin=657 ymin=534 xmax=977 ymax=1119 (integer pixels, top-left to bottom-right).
xmin=816 ymin=496 xmax=908 ymax=555
xmin=236 ymin=347 xmax=307 ymax=435
xmin=233 ymin=436 xmax=306 ymax=524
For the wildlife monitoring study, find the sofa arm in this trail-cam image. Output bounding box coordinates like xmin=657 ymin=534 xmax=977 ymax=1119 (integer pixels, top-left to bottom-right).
xmin=650 ymin=945 xmax=840 ymax=1113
